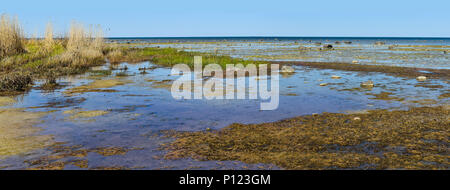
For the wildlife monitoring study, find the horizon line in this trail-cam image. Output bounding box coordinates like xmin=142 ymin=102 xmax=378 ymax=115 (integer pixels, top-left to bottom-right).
xmin=105 ymin=36 xmax=450 ymax=39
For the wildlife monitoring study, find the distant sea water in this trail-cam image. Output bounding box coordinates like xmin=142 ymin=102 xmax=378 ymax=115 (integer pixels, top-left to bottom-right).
xmin=107 ymin=36 xmax=450 ymax=45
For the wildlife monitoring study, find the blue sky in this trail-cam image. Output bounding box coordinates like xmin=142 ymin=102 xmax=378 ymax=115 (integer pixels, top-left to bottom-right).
xmin=1 ymin=0 xmax=449 ymax=37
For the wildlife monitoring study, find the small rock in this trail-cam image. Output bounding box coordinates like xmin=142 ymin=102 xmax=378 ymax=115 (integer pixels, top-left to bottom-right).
xmin=360 ymin=80 xmax=374 ymax=88
xmin=206 ymin=128 xmax=212 ymax=131
xmin=374 ymin=41 xmax=385 ymax=45
xmin=323 ymin=44 xmax=333 ymax=49
xmin=353 ymin=117 xmax=361 ymax=121
xmin=331 ymin=75 xmax=341 ymax=79
xmin=344 ymin=41 xmax=352 ymax=44
xmin=280 ymin=66 xmax=295 ymax=73
xmin=319 ymin=83 xmax=328 ymax=86
xmin=416 ymin=76 xmax=427 ymax=82
xmin=352 ymin=60 xmax=359 ymax=64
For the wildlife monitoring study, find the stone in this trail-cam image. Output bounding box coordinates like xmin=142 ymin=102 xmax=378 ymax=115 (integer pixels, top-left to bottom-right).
xmin=353 ymin=117 xmax=361 ymax=121
xmin=331 ymin=75 xmax=341 ymax=79
xmin=319 ymin=83 xmax=328 ymax=86
xmin=280 ymin=66 xmax=295 ymax=73
xmin=352 ymin=60 xmax=359 ymax=64
xmin=323 ymin=44 xmax=333 ymax=49
xmin=360 ymin=80 xmax=374 ymax=88
xmin=416 ymin=76 xmax=427 ymax=82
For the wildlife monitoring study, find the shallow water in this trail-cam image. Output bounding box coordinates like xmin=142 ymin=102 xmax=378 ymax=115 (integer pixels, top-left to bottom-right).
xmin=0 ymin=36 xmax=450 ymax=169
xmin=124 ymin=38 xmax=450 ymax=69
xmin=0 ymin=44 xmax=449 ymax=169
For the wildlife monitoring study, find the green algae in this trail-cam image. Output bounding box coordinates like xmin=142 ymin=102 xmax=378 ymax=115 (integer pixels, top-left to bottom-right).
xmin=63 ymin=109 xmax=109 ymax=119
xmin=64 ymin=79 xmax=129 ymax=94
xmin=0 ymin=108 xmax=53 ymax=158
xmin=24 ymin=143 xmax=135 ymax=170
xmin=366 ymin=91 xmax=405 ymax=101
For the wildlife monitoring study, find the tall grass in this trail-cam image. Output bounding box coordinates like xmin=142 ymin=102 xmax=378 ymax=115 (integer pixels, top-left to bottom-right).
xmin=39 ymin=21 xmax=106 ymax=70
xmin=0 ymin=14 xmax=25 ymax=58
xmin=43 ymin=22 xmax=54 ymax=50
xmin=67 ymin=22 xmax=103 ymax=52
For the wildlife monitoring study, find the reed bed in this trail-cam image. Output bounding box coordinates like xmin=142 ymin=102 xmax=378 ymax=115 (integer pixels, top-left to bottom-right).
xmin=0 ymin=14 xmax=107 ymax=92
xmin=0 ymin=14 xmax=25 ymax=58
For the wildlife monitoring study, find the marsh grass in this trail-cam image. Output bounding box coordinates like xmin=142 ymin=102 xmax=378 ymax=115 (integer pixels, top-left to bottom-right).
xmin=0 ymin=17 xmax=107 ymax=92
xmin=109 ymin=47 xmax=268 ymax=68
xmin=0 ymin=14 xmax=25 ymax=58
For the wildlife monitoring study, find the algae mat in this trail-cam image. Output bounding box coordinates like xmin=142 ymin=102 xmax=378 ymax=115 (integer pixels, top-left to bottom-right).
xmin=0 ymin=109 xmax=53 ymax=157
xmin=164 ymin=106 xmax=450 ymax=170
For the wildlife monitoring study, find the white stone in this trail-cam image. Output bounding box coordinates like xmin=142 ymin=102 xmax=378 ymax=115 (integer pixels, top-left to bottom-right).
xmin=280 ymin=66 xmax=295 ymax=73
xmin=416 ymin=76 xmax=427 ymax=82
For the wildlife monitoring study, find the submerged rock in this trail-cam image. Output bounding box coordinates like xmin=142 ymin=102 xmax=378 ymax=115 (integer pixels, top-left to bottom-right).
xmin=319 ymin=83 xmax=328 ymax=86
xmin=331 ymin=75 xmax=341 ymax=79
xmin=280 ymin=66 xmax=295 ymax=73
xmin=360 ymin=80 xmax=374 ymax=88
xmin=416 ymin=76 xmax=427 ymax=82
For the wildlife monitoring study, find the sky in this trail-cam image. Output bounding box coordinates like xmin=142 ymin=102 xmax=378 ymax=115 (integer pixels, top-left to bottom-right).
xmin=1 ymin=0 xmax=449 ymax=37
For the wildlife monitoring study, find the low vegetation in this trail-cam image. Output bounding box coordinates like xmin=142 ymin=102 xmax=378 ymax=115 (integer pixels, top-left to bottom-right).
xmin=107 ymin=46 xmax=267 ymax=68
xmin=0 ymin=14 xmax=108 ymax=93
